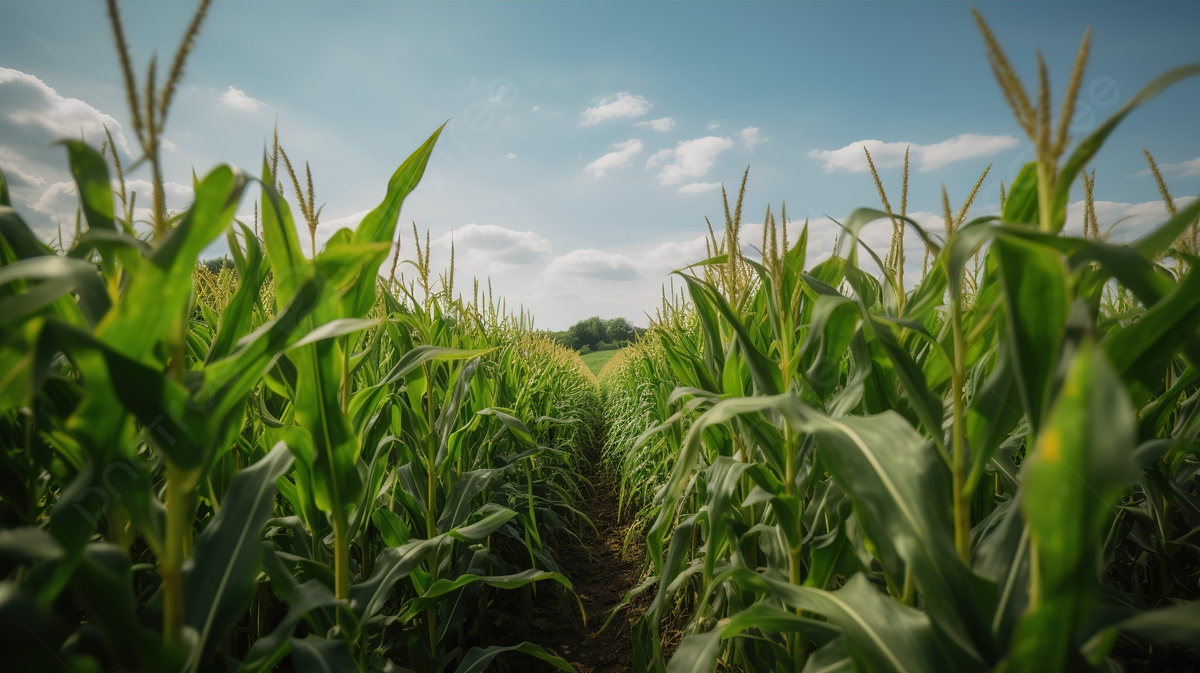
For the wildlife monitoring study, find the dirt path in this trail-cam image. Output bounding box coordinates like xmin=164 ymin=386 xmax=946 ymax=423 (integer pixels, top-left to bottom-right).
xmin=510 ymin=448 xmax=651 ymax=673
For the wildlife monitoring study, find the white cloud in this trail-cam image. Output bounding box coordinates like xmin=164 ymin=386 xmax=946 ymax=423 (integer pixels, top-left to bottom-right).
xmin=0 ymin=150 xmax=45 ymax=189
xmin=635 ymin=117 xmax=675 ymax=132
xmin=436 ymin=224 xmax=552 ymax=266
xmin=544 ymin=248 xmax=641 ymax=281
xmin=585 ymin=139 xmax=643 ymax=178
xmin=637 ymin=235 xmax=712 ymax=274
xmin=507 ymin=153 xmax=517 ymax=159
xmin=677 ymin=182 xmax=720 ymax=194
xmin=580 ymin=92 xmax=652 ymax=126
xmin=532 ymin=105 xmax=540 ymax=112
xmin=161 ymin=138 xmax=178 ymax=152
xmin=26 ymin=181 xmax=78 ymax=225
xmin=26 ymin=178 xmax=193 ymax=228
xmin=306 ymin=209 xmax=371 ymax=254
xmin=808 ymin=133 xmax=1019 ymax=173
xmin=739 ymin=126 xmax=766 ymax=150
xmin=317 ymin=209 xmax=370 ymax=230
xmin=0 ymin=67 xmax=131 ymax=156
xmin=219 ymin=86 xmax=264 ymax=111
xmin=1065 ymin=196 xmax=1197 ymax=242
xmin=647 ymin=136 xmax=735 ymax=185
xmin=705 ymin=121 xmax=720 ymax=131
xmin=1130 ymin=156 xmax=1200 ymax=179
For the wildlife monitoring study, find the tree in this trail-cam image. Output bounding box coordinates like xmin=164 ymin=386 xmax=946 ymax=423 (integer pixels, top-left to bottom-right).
xmin=568 ymin=316 xmax=607 ymax=351
xmin=604 ymin=317 xmax=636 ymax=344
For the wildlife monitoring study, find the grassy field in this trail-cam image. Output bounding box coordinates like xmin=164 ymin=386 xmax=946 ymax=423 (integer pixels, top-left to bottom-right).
xmin=580 ymin=348 xmax=620 ymax=376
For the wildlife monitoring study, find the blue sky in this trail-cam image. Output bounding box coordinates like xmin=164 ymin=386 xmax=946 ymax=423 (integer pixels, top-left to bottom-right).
xmin=1 ymin=1 xmax=1196 ymax=329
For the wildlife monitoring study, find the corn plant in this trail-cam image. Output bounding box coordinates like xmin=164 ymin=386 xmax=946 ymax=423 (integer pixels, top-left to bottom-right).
xmin=0 ymin=2 xmax=601 ymax=672
xmin=602 ymin=13 xmax=1200 ymax=673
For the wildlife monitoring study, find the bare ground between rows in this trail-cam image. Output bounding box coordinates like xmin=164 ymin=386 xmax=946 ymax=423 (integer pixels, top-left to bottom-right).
xmin=492 ymin=444 xmax=657 ymax=673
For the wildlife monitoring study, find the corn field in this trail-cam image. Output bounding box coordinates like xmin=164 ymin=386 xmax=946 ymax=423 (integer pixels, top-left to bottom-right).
xmin=1 ymin=2 xmax=1199 ymax=673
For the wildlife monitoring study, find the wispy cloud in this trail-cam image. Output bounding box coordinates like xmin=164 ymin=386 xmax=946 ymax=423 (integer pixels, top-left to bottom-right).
xmin=545 ymin=248 xmax=641 ymax=281
xmin=436 ymin=223 xmax=552 ymax=266
xmin=646 ymin=136 xmax=734 ymax=185
xmin=585 ymin=139 xmax=643 ymax=178
xmin=677 ymin=182 xmax=720 ymax=194
xmin=1130 ymin=156 xmax=1200 ymax=179
xmin=808 ymin=133 xmax=1019 ymax=173
xmin=580 ymin=92 xmax=652 ymax=126
xmin=635 ymin=117 xmax=675 ymax=132
xmin=219 ymin=86 xmax=264 ymax=111
xmin=739 ymin=126 xmax=766 ymax=150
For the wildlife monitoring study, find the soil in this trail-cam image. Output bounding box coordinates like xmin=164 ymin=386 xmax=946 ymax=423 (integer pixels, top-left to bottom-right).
xmin=499 ymin=446 xmax=655 ymax=673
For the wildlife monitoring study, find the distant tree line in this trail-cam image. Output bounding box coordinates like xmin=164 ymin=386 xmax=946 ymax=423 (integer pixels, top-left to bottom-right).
xmin=198 ymin=256 xmax=235 ymax=274
xmin=549 ymin=316 xmax=645 ymax=354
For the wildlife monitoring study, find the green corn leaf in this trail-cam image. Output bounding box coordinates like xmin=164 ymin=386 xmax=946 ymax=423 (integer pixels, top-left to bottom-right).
xmin=802 ymin=637 xmax=854 ymax=673
xmin=289 ymin=636 xmax=360 ymax=673
xmin=342 ymin=124 xmax=445 ymax=318
xmin=798 ymin=295 xmax=860 ymax=402
xmin=184 ymin=442 xmax=295 ymax=672
xmin=73 ymin=543 xmax=170 ymax=672
xmin=1102 ymin=262 xmax=1200 ymax=404
xmin=0 ymin=256 xmax=111 ymax=327
xmin=371 ymin=508 xmax=411 ymax=547
xmin=258 ymin=177 xmax=307 ymax=310
xmin=1051 ymin=63 xmax=1200 ymax=233
xmin=1004 ymin=339 xmax=1135 ymax=672
xmin=802 ymin=406 xmax=997 ymax=665
xmin=665 ymin=629 xmax=721 ymax=673
xmin=993 ymin=235 xmax=1069 ymax=434
xmin=236 ymin=580 xmax=342 ymax=673
xmin=453 ymin=641 xmax=576 ymax=673
xmin=205 ymin=223 xmax=270 ymax=363
xmin=398 ymin=569 xmax=572 ymax=624
xmin=100 ymin=165 xmax=247 ymax=359
xmin=1003 ymin=163 xmax=1039 ymax=226
xmin=729 ymin=570 xmax=964 ymax=673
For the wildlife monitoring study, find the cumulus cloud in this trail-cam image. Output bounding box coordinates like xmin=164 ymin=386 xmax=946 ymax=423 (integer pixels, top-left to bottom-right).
xmin=635 ymin=117 xmax=675 ymax=132
xmin=739 ymin=126 xmax=766 ymax=150
xmin=436 ymin=224 xmax=552 ymax=266
xmin=705 ymin=121 xmax=720 ymax=131
xmin=532 ymin=105 xmax=540 ymax=112
xmin=646 ymin=136 xmax=734 ymax=185
xmin=1130 ymin=156 xmax=1200 ymax=179
xmin=544 ymin=248 xmax=641 ymax=281
xmin=25 ymin=178 xmax=193 ymax=228
xmin=677 ymin=182 xmax=720 ymax=194
xmin=0 ymin=68 xmax=138 ymax=235
xmin=219 ymin=86 xmax=264 ymax=111
xmin=0 ymin=68 xmax=131 ymax=155
xmin=507 ymin=153 xmax=517 ymax=159
xmin=585 ymin=139 xmax=643 ymax=178
xmin=1065 ymin=196 xmax=1196 ymax=242
xmin=808 ymin=133 xmax=1019 ymax=173
xmin=580 ymin=92 xmax=652 ymax=126
xmin=0 ymin=150 xmax=45 ymax=189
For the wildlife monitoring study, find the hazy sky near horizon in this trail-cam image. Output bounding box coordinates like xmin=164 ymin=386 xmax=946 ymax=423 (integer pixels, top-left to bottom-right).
xmin=1 ymin=1 xmax=1197 ymax=329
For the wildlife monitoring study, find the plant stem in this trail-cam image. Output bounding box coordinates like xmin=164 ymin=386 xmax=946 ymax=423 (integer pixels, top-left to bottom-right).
xmin=332 ymin=511 xmax=350 ymax=600
xmin=422 ymin=362 xmax=440 ymax=662
xmin=950 ymin=295 xmax=971 ymax=563
xmin=162 ymin=465 xmax=197 ymax=648
xmin=1036 ymin=160 xmax=1056 ymax=233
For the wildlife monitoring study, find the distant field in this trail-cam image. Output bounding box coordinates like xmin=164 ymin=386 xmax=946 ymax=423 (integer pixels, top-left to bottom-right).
xmin=579 ymin=349 xmax=618 ymax=376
